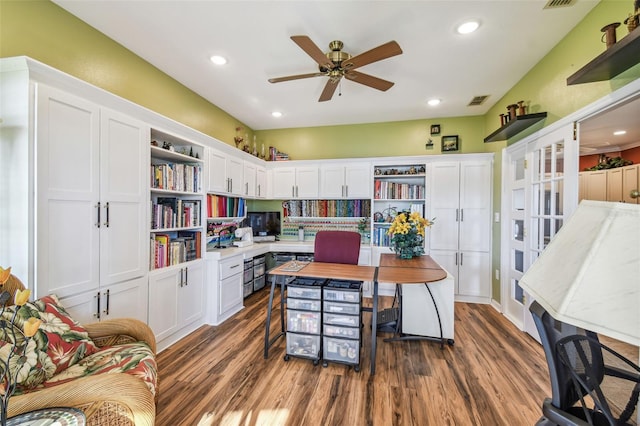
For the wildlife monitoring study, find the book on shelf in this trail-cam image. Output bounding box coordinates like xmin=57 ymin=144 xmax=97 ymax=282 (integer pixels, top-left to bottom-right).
xmin=151 ymin=230 xmax=202 ymax=269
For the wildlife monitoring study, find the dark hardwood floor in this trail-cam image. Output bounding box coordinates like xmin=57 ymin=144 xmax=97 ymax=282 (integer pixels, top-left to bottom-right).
xmin=156 ymin=287 xmax=552 ymax=425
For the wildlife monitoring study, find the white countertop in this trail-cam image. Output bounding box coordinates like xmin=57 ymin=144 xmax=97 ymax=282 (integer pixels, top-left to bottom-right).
xmin=205 ymin=240 xmax=316 ymax=260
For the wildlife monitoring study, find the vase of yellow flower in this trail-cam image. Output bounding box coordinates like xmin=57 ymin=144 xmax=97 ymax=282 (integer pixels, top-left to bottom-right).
xmin=0 ymin=266 xmax=42 ymax=426
xmin=387 ymin=211 xmax=434 ymax=259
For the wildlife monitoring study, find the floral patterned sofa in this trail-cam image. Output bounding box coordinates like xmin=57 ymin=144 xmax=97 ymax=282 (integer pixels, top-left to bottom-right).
xmin=1 ymin=276 xmax=157 ymax=425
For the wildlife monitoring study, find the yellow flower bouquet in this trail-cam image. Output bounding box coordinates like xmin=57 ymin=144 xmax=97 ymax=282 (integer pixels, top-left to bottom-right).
xmin=387 ymin=211 xmax=434 ymax=259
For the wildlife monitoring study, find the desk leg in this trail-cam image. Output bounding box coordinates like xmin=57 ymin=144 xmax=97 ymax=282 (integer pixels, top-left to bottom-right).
xmin=371 ymin=278 xmax=379 ymax=375
xmin=264 ymin=275 xmax=285 ymax=359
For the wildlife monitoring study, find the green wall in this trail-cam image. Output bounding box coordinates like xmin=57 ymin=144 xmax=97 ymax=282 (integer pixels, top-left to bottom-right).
xmin=2 ymin=0 xmax=639 ymax=305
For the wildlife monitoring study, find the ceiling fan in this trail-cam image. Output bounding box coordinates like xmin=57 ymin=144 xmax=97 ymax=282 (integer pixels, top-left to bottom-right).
xmin=268 ymin=35 xmax=403 ymax=102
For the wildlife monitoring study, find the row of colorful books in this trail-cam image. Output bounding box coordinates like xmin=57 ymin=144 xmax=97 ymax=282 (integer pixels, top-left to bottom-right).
xmin=150 ymin=231 xmax=201 ymax=269
xmin=151 ymin=198 xmax=201 ymax=229
xmin=151 ymin=162 xmax=202 ymax=193
xmin=206 ymin=194 xmax=246 ymax=218
xmin=374 ymin=180 xmax=424 ymax=200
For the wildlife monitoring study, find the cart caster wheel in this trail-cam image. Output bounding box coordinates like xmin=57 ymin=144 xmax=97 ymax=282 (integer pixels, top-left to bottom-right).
xmin=313 ymin=359 xmax=319 ymax=366
xmin=447 ymin=339 xmax=455 ymax=346
xmin=354 ymin=366 xmax=360 ymax=372
xmin=284 ymin=355 xmax=290 ymax=361
xmin=322 ymin=361 xmax=328 ymax=368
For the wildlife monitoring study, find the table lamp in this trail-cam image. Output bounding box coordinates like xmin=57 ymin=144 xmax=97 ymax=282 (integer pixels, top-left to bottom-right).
xmin=519 ymin=200 xmax=640 ymax=347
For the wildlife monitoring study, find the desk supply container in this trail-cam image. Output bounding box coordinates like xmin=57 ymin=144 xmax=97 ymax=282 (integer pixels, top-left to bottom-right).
xmin=253 ymin=255 xmax=266 ymax=291
xmin=243 ymin=258 xmax=254 ymax=298
xmin=285 ymin=277 xmax=325 ymax=365
xmin=322 ymin=279 xmax=363 ymax=371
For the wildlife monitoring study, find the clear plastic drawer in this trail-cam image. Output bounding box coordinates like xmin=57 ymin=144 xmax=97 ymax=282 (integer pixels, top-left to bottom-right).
xmin=287 ymin=298 xmax=321 ymax=311
xmin=286 ymin=310 xmax=321 ymax=334
xmin=323 ymin=324 xmax=360 ymax=339
xmin=287 ymin=286 xmax=321 ymax=300
xmin=324 ymin=301 xmax=360 ymax=315
xmin=323 ymin=289 xmax=360 ymax=303
xmin=323 ymin=313 xmax=359 ymax=328
xmin=323 ymin=336 xmax=360 ymax=364
xmin=286 ymin=333 xmax=320 ymax=358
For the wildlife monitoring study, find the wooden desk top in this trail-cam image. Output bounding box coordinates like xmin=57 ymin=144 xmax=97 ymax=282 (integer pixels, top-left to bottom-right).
xmin=269 ymin=261 xmax=376 ymax=282
xmin=377 ymin=254 xmax=447 ymax=284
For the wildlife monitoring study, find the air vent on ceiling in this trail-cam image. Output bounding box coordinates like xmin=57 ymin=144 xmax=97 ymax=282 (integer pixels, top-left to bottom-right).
xmin=544 ymin=0 xmax=576 ymax=9
xmin=468 ymin=95 xmax=489 ymax=106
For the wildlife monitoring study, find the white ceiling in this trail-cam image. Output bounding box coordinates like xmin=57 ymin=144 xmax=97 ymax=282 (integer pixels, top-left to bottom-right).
xmin=52 ymin=0 xmax=639 ymax=154
xmin=53 ymin=0 xmax=602 ymax=130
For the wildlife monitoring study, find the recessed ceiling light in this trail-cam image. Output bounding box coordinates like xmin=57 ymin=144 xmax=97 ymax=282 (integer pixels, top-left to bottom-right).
xmin=457 ymin=20 xmax=480 ymax=35
xmin=613 ymin=130 xmax=627 ymax=135
xmin=271 ymin=111 xmax=283 ymax=118
xmin=210 ymin=55 xmax=227 ymax=65
xmin=427 ymin=99 xmax=441 ymax=107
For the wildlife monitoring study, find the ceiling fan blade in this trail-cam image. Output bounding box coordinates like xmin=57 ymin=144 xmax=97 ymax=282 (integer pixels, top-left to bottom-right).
xmin=319 ymin=77 xmax=340 ymax=102
xmin=341 ymin=40 xmax=402 ymax=71
xmin=268 ymin=72 xmax=326 ymax=83
xmin=344 ymin=70 xmax=394 ymax=91
xmin=291 ymin=35 xmax=335 ymax=70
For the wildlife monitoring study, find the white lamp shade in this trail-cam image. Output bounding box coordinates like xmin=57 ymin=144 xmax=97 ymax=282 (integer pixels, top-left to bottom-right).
xmin=520 ymin=200 xmax=640 ymax=346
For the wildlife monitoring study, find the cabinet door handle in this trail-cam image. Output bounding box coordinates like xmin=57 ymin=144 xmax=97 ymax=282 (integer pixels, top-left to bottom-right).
xmin=230 ymin=264 xmax=240 ymax=269
xmin=104 ymin=202 xmax=110 ymax=227
xmin=104 ymin=289 xmax=110 ymax=315
xmin=257 ymin=184 xmax=261 ymax=197
xmin=455 ymin=209 xmax=459 ymax=222
xmin=455 ymin=252 xmax=458 ymax=265
xmin=95 ymin=291 xmax=101 ymax=319
xmin=460 ymin=252 xmax=464 ymax=266
xmin=460 ymin=209 xmax=464 ymax=222
xmin=292 ymin=186 xmax=295 ymax=197
xmin=184 ymin=267 xmax=188 ymax=286
xmin=96 ymin=202 xmax=101 ymax=228
xmin=245 ymin=182 xmax=249 ymax=195
xmin=180 ymin=268 xmax=184 ymax=287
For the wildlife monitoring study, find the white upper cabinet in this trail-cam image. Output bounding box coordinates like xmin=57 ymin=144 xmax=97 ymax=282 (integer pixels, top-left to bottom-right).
xmin=271 ymin=165 xmax=319 ymax=199
xmin=207 ymin=147 xmax=243 ymax=196
xmin=320 ymin=163 xmax=371 ymax=199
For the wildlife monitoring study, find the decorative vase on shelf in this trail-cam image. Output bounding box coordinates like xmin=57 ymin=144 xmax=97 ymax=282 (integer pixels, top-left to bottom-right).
xmin=387 ymin=211 xmax=434 ymax=259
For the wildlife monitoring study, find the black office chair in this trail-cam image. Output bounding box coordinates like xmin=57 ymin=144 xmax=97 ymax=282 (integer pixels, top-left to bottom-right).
xmin=556 ymin=334 xmax=640 ymax=425
xmin=530 ymin=301 xmax=640 ymax=426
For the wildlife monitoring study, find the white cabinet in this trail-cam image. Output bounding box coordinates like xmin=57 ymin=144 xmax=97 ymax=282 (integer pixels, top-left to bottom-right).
xmin=148 ymin=260 xmax=204 ymax=343
xmin=243 ymin=161 xmax=257 ymax=197
xmin=256 ymin=166 xmax=267 ymax=198
xmin=320 ymin=163 xmax=371 ymax=198
xmin=606 ymin=168 xmax=623 ymax=202
xmin=622 ymin=164 xmax=639 ymax=204
xmin=35 ymin=84 xmax=148 ymax=320
xmin=207 ymin=147 xmax=243 ymax=196
xmin=584 ymin=170 xmax=607 ymax=201
xmin=271 ymin=166 xmax=319 ymax=199
xmin=429 ymin=160 xmax=492 ymax=301
xmin=208 ymin=255 xmax=244 ymax=325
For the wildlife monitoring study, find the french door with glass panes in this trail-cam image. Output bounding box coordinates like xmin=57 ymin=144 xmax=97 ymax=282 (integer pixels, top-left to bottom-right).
xmin=501 ymin=123 xmax=578 ymax=341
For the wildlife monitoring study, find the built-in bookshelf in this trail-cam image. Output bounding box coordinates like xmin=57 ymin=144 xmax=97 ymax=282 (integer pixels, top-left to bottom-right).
xmin=150 ymin=129 xmax=205 ymax=270
xmin=372 ymin=163 xmax=426 ymax=247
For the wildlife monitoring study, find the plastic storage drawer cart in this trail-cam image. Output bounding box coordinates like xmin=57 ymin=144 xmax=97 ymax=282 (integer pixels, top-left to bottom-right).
xmin=285 ymin=277 xmax=325 ymax=365
xmin=322 ymin=279 xmax=363 ymax=371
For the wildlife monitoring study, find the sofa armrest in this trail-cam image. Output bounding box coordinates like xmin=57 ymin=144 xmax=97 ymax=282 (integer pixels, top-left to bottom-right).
xmin=8 ymin=373 xmax=155 ymax=425
xmin=84 ymin=318 xmax=157 ymax=354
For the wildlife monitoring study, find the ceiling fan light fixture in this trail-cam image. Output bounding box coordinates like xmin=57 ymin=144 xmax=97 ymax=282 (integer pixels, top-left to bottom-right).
xmin=457 ymin=20 xmax=480 ymax=35
xmin=427 ymin=98 xmax=441 ymax=107
xmin=210 ymin=55 xmax=227 ymax=65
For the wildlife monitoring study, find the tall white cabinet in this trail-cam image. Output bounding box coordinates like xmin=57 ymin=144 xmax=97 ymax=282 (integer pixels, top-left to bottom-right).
xmin=35 ymin=85 xmax=149 ymax=324
xmin=429 ymin=158 xmax=492 ymax=302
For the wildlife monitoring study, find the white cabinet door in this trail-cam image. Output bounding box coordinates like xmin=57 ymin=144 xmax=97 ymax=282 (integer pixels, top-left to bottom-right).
xmin=179 ymin=261 xmax=204 ymax=326
xmin=271 ymin=168 xmax=296 ymax=198
xmin=344 ymin=164 xmax=371 ymax=198
xmin=429 ymin=162 xmax=460 ymax=251
xmin=219 ymin=273 xmax=243 ymax=320
xmin=622 ymin=164 xmax=639 ymax=204
xmin=585 ymin=170 xmax=607 ymax=201
xmin=320 ymin=165 xmax=345 ymax=198
xmin=36 ymin=85 xmax=101 ymax=299
xmin=99 ymin=108 xmax=148 ymax=286
xmin=243 ymin=161 xmax=257 ymax=197
xmin=458 ymin=251 xmax=491 ymax=298
xmin=208 ymin=148 xmax=227 ymax=193
xmin=606 ymin=168 xmax=623 ymax=202
xmin=227 ymin=156 xmax=244 ymax=196
xmin=295 ymin=166 xmax=319 ymax=198
xmin=101 ymin=276 xmax=149 ymax=323
xmin=459 ymin=161 xmax=492 ymax=252
xmin=148 ymin=268 xmax=181 ymax=341
xmin=256 ymin=166 xmax=267 ymax=198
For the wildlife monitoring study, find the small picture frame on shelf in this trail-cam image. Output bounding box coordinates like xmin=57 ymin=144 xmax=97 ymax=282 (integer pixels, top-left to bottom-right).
xmin=442 ymin=135 xmax=459 ymax=152
xmin=430 ymin=124 xmax=441 ymax=135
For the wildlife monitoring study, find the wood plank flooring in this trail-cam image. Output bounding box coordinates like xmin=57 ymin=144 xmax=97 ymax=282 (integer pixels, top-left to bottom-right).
xmin=156 ymin=288 xmax=551 ymax=425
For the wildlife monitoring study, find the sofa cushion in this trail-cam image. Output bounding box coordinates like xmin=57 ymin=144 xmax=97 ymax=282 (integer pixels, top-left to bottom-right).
xmin=31 ymin=342 xmax=157 ymax=396
xmin=1 ymin=294 xmax=99 ymax=390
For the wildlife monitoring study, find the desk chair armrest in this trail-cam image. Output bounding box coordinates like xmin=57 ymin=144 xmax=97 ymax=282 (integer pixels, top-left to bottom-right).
xmin=604 ymin=365 xmax=640 ymax=383
xmin=541 ymin=399 xmax=589 ymax=426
